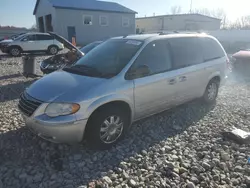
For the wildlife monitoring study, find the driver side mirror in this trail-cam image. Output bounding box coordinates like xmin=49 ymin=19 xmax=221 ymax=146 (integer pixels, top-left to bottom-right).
xmin=126 ymin=65 xmax=150 ymax=80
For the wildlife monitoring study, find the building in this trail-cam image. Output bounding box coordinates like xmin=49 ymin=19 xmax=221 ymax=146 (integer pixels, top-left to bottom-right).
xmin=33 ymin=0 xmax=137 ymax=45
xmin=136 ymin=14 xmax=221 ymax=33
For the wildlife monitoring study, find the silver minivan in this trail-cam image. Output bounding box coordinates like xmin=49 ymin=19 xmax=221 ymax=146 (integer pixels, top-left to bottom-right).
xmin=18 ymin=33 xmax=229 ymax=149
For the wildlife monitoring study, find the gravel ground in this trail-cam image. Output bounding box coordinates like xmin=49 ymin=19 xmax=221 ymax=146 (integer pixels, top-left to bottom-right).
xmin=0 ymin=54 xmax=250 ymax=188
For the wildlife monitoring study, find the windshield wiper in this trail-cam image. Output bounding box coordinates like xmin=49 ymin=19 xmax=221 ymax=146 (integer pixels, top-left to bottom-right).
xmin=72 ymin=64 xmax=102 ymax=75
xmin=64 ymin=64 xmax=117 ymax=78
xmin=63 ymin=66 xmax=88 ymax=75
xmin=63 ymin=64 xmax=103 ymax=77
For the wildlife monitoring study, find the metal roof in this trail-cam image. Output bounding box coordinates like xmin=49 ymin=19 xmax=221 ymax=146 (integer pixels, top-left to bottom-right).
xmin=136 ymin=13 xmax=221 ymax=21
xmin=33 ymin=0 xmax=137 ymax=15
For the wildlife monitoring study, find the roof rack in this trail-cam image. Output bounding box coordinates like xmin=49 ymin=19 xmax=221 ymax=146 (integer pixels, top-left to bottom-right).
xmin=158 ymin=30 xmax=207 ymax=35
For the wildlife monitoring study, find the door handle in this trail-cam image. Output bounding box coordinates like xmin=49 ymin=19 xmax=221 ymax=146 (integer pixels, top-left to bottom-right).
xmin=169 ymin=78 xmax=176 ymax=85
xmin=179 ymin=76 xmax=187 ymax=82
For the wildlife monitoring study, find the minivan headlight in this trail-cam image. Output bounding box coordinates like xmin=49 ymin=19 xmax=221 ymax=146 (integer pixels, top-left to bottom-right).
xmin=45 ymin=103 xmax=80 ymax=117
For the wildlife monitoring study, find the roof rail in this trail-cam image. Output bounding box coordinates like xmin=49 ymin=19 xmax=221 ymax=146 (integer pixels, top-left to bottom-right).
xmin=144 ymin=30 xmax=207 ymax=35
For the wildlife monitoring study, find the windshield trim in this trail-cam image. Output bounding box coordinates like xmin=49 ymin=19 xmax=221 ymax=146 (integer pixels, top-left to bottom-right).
xmin=14 ymin=34 xmax=27 ymax=41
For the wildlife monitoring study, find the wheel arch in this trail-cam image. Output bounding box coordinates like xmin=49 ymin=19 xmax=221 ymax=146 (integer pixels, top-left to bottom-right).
xmin=87 ymin=95 xmax=133 ymax=121
xmin=202 ymin=73 xmax=221 ymax=95
xmin=207 ymin=72 xmax=221 ymax=86
xmin=84 ymin=95 xmax=134 ymax=130
xmin=47 ymin=44 xmax=59 ymax=50
xmin=9 ymin=45 xmax=23 ymax=51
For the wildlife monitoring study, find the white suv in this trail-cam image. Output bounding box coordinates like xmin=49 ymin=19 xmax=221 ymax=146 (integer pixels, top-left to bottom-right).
xmin=5 ymin=33 xmax=64 ymax=56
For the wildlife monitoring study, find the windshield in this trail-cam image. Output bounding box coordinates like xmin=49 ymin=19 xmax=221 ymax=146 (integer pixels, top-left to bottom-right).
xmin=13 ymin=34 xmax=26 ymax=41
xmin=80 ymin=42 xmax=102 ymax=54
xmin=70 ymin=39 xmax=143 ymax=78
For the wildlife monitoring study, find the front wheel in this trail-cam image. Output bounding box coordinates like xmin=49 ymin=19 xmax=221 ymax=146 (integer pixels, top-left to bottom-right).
xmin=10 ymin=47 xmax=21 ymax=57
xmin=203 ymin=79 xmax=219 ymax=104
xmin=85 ymin=107 xmax=129 ymax=149
xmin=48 ymin=46 xmax=58 ymax=55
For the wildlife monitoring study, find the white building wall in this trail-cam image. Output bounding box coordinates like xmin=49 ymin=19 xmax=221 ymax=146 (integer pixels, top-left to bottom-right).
xmin=136 ymin=14 xmax=221 ymax=33
xmin=35 ymin=0 xmax=57 ymax=32
xmin=55 ymin=9 xmax=135 ymax=45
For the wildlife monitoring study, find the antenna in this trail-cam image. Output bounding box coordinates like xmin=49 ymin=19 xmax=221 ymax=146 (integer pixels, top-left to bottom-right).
xmin=189 ymin=0 xmax=193 ymax=13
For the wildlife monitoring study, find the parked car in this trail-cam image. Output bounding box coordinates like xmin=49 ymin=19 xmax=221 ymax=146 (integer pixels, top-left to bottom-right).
xmin=18 ymin=33 xmax=229 ymax=149
xmin=0 ymin=39 xmax=14 ymax=51
xmin=0 ymin=33 xmax=26 ymax=42
xmin=232 ymin=49 xmax=250 ymax=77
xmin=0 ymin=33 xmax=27 ymax=51
xmin=40 ymin=39 xmax=103 ymax=74
xmin=1 ymin=32 xmax=64 ymax=56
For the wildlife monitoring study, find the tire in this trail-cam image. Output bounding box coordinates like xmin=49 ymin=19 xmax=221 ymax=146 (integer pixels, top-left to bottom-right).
xmin=203 ymin=78 xmax=220 ymax=104
xmin=85 ymin=106 xmax=130 ymax=149
xmin=10 ymin=46 xmax=21 ymax=57
xmin=48 ymin=45 xmax=58 ymax=55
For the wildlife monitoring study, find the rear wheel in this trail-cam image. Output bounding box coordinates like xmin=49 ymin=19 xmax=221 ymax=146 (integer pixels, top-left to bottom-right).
xmin=10 ymin=47 xmax=21 ymax=57
xmin=48 ymin=46 xmax=58 ymax=55
xmin=85 ymin=107 xmax=129 ymax=149
xmin=203 ymin=79 xmax=219 ymax=104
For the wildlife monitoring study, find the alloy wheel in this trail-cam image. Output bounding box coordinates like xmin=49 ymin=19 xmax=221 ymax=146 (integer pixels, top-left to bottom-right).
xmin=11 ymin=48 xmax=20 ymax=56
xmin=99 ymin=115 xmax=124 ymax=144
xmin=207 ymin=82 xmax=217 ymax=101
xmin=50 ymin=47 xmax=57 ymax=55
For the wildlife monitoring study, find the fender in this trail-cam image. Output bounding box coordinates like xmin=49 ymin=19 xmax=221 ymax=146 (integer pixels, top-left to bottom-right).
xmin=85 ymin=94 xmax=134 ymax=122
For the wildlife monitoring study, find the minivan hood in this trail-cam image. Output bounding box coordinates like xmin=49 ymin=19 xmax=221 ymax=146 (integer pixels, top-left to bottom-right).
xmin=27 ymin=71 xmax=105 ymax=102
xmin=47 ymin=32 xmax=84 ymax=56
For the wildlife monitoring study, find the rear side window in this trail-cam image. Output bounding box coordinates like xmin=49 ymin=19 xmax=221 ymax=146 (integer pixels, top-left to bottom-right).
xmin=168 ymin=37 xmax=203 ymax=69
xmin=36 ymin=34 xmax=54 ymax=40
xmin=200 ymin=37 xmax=225 ymax=61
xmin=132 ymin=40 xmax=172 ymax=76
xmin=22 ymin=34 xmax=37 ymax=41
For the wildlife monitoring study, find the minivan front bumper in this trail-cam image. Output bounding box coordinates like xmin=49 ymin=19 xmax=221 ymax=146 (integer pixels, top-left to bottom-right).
xmin=23 ymin=114 xmax=88 ymax=143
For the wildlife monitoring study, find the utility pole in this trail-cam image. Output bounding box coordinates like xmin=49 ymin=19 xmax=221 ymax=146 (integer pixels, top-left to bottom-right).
xmin=189 ymin=0 xmax=193 ymax=13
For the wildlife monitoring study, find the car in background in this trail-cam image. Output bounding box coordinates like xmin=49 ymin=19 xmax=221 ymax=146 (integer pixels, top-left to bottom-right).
xmin=1 ymin=32 xmax=64 ymax=56
xmin=0 ymin=33 xmax=27 ymax=48
xmin=40 ymin=40 xmax=103 ymax=74
xmin=232 ymin=49 xmax=250 ymax=77
xmin=0 ymin=33 xmax=25 ymax=42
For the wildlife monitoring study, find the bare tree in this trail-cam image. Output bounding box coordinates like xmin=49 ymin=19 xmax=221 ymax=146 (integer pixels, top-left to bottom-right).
xmin=193 ymin=8 xmax=228 ymax=29
xmin=193 ymin=8 xmax=211 ymax=16
xmin=228 ymin=15 xmax=250 ymax=30
xmin=240 ymin=15 xmax=250 ymax=29
xmin=30 ymin=23 xmax=37 ymax=30
xmin=170 ymin=6 xmax=182 ymax=14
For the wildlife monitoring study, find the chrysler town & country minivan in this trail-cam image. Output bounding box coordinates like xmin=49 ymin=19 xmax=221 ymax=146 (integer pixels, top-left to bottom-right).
xmin=18 ymin=33 xmax=229 ymax=149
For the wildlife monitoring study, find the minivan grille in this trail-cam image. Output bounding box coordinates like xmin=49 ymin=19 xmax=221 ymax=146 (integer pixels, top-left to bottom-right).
xmin=18 ymin=92 xmax=43 ymax=117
